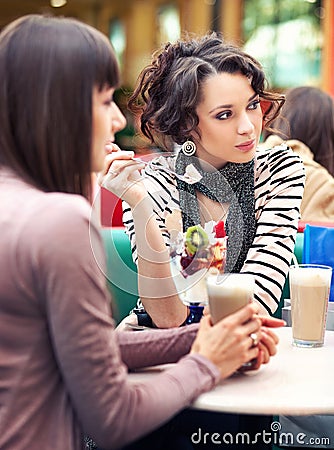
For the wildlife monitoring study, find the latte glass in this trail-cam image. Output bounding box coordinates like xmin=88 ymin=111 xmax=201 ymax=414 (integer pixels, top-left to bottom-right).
xmin=206 ymin=273 xmax=255 ymax=324
xmin=289 ymin=264 xmax=332 ymax=348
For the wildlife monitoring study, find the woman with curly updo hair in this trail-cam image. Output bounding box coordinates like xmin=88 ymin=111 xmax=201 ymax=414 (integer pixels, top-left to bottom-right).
xmin=100 ymin=32 xmax=305 ymax=330
xmin=129 ymin=35 xmax=282 ymax=151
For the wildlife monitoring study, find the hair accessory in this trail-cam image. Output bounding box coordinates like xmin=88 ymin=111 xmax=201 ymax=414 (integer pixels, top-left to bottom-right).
xmin=181 ymin=140 xmax=196 ymax=156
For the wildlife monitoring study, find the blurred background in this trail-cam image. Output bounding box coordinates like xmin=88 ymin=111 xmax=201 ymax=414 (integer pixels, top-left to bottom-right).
xmin=1 ymin=0 xmax=333 ymax=150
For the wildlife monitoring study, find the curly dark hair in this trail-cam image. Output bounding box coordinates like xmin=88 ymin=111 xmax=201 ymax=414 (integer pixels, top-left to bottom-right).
xmin=128 ymin=32 xmax=285 ymax=151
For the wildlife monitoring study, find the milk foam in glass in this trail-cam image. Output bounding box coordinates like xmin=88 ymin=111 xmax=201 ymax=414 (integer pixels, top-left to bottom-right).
xmin=206 ymin=273 xmax=254 ymax=324
xmin=289 ymin=264 xmax=332 ymax=347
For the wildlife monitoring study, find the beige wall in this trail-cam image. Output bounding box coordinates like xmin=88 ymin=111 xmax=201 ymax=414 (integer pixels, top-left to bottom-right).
xmin=124 ymin=0 xmax=157 ymax=86
xmin=179 ymin=0 xmax=212 ymax=35
xmin=220 ymin=0 xmax=243 ymax=45
xmin=105 ymin=0 xmax=220 ymax=87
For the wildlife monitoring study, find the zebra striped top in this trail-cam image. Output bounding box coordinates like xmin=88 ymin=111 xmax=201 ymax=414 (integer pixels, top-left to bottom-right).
xmin=123 ymin=144 xmax=305 ymax=315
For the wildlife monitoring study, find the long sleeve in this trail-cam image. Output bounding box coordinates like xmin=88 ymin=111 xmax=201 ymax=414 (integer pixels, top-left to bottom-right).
xmin=117 ymin=323 xmax=198 ymax=369
xmin=243 ymin=145 xmax=305 ymax=314
xmin=122 ymin=155 xmax=180 ymax=265
xmin=24 ymin=194 xmax=219 ymax=449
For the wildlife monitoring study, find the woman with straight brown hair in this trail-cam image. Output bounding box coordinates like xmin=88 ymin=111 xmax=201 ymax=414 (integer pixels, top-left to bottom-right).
xmin=0 ymin=15 xmax=282 ymax=450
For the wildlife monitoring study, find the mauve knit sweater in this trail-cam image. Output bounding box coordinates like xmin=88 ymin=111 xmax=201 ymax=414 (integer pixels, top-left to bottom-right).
xmin=0 ymin=169 xmax=219 ymax=450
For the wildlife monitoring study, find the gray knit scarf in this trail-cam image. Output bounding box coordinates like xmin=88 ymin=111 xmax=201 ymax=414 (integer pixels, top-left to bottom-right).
xmin=175 ymin=152 xmax=256 ymax=273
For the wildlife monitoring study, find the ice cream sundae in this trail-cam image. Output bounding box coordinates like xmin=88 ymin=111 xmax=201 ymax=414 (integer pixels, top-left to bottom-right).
xmin=169 ymin=220 xmax=227 ymax=307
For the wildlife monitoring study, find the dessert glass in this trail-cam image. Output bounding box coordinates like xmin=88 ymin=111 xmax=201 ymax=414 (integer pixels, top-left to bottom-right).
xmin=169 ymin=221 xmax=227 ymax=324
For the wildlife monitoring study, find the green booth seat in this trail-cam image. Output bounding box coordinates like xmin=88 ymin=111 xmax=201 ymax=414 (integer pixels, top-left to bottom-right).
xmin=100 ymin=227 xmax=139 ymax=324
xmin=100 ymin=227 xmax=304 ymax=323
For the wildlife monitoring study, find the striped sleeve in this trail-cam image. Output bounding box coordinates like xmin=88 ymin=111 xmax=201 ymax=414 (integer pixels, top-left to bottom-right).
xmin=242 ymin=146 xmax=305 ymax=314
xmin=122 ymin=157 xmax=180 ymax=264
xmin=122 ymin=147 xmax=305 ymax=316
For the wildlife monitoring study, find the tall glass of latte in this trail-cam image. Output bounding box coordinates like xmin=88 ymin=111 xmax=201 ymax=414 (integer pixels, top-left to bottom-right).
xmin=289 ymin=264 xmax=332 ymax=348
xmin=206 ymin=273 xmax=255 ymax=325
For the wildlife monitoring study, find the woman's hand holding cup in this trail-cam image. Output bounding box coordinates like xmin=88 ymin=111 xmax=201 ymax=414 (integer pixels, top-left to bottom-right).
xmin=191 ymin=303 xmax=262 ymax=379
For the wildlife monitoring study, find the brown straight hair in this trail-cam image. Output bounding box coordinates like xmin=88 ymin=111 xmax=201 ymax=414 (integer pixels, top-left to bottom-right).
xmin=0 ymin=14 xmax=120 ymax=200
xmin=263 ymin=86 xmax=334 ymax=176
